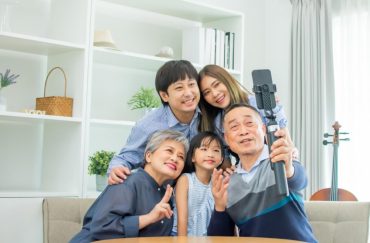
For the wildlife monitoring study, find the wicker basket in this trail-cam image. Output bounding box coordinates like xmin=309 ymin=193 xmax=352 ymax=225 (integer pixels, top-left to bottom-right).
xmin=36 ymin=67 xmax=73 ymax=117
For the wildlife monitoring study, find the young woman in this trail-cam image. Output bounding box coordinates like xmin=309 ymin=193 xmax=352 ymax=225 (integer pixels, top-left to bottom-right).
xmin=198 ymin=64 xmax=297 ymax=163
xmin=172 ymin=131 xmax=224 ymax=236
xmin=198 ymin=64 xmax=288 ymax=135
xmin=70 ymin=130 xmax=189 ymax=243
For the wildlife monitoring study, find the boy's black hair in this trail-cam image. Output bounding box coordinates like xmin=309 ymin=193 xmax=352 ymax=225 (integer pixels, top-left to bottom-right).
xmin=155 ymin=60 xmax=198 ymax=104
xmin=183 ymin=131 xmax=225 ymax=173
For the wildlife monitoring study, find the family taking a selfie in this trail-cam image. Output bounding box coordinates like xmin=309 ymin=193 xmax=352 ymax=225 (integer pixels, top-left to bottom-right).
xmin=71 ymin=60 xmax=317 ymax=243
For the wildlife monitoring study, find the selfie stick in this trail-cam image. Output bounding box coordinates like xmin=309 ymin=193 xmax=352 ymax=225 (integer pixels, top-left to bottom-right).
xmin=252 ymin=69 xmax=289 ymax=197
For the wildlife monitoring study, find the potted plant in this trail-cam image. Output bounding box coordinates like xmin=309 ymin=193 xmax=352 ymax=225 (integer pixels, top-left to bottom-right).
xmin=127 ymin=87 xmax=161 ymax=113
xmin=0 ymin=69 xmax=20 ymax=111
xmin=88 ymin=150 xmax=115 ymax=191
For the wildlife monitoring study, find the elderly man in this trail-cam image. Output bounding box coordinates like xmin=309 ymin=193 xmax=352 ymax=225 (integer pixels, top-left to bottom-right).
xmin=207 ymin=103 xmax=317 ymax=243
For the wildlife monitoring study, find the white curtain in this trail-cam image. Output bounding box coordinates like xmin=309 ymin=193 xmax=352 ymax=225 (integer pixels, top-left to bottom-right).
xmin=332 ymin=0 xmax=370 ymax=201
xmin=290 ymin=0 xmax=335 ymax=198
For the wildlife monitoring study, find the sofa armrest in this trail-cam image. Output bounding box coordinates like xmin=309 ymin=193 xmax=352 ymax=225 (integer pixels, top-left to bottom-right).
xmin=43 ymin=198 xmax=94 ymax=243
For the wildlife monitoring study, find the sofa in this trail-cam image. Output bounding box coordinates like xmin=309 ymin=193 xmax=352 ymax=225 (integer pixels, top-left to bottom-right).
xmin=42 ymin=198 xmax=370 ymax=243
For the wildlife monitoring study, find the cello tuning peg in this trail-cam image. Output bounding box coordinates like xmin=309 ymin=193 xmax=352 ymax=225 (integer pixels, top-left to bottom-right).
xmin=323 ymin=140 xmax=333 ymax=145
xmin=340 ymin=138 xmax=350 ymax=141
xmin=323 ymin=133 xmax=333 ymax=138
xmin=339 ymin=132 xmax=349 ymax=135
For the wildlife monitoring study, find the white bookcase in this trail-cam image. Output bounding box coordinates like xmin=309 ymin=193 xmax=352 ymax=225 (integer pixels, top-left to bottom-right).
xmin=0 ymin=0 xmax=90 ymax=196
xmin=0 ymin=0 xmax=243 ymax=242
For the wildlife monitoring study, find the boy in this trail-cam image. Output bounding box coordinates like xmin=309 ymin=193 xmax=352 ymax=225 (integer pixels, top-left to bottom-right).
xmin=108 ymin=60 xmax=200 ymax=184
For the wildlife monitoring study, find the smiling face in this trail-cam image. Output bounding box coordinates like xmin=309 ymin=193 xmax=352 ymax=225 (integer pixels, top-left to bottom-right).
xmin=192 ymin=137 xmax=223 ymax=171
xmin=145 ymin=139 xmax=185 ymax=184
xmin=159 ymin=77 xmax=200 ymax=122
xmin=224 ymin=106 xmax=266 ymax=158
xmin=200 ymin=75 xmax=231 ymax=109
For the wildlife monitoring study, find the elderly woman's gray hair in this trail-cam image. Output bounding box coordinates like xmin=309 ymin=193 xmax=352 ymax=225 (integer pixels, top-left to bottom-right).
xmin=143 ymin=130 xmax=189 ymax=164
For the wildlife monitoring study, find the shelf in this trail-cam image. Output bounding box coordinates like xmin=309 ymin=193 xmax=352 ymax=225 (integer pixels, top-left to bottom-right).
xmin=96 ymin=0 xmax=200 ymax=30
xmin=90 ymin=118 xmax=135 ymax=127
xmin=103 ymin=0 xmax=243 ymax=22
xmin=93 ymin=47 xmax=242 ymax=76
xmin=0 ymin=111 xmax=82 ymax=124
xmin=0 ymin=31 xmax=85 ymax=55
xmin=93 ymin=47 xmax=173 ymax=71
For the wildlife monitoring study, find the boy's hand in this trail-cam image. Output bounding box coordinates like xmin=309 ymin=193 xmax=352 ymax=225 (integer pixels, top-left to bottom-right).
xmin=108 ymin=166 xmax=131 ymax=185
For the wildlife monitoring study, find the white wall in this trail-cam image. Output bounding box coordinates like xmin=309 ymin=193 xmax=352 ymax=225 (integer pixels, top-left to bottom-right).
xmin=265 ymin=0 xmax=292 ymax=126
xmin=198 ymin=0 xmax=293 ymax=123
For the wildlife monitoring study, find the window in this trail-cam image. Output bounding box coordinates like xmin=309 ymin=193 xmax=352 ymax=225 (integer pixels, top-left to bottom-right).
xmin=332 ymin=0 xmax=369 ymax=201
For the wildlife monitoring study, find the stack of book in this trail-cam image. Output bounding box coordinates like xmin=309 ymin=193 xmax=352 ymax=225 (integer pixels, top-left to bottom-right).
xmin=182 ymin=27 xmax=235 ymax=69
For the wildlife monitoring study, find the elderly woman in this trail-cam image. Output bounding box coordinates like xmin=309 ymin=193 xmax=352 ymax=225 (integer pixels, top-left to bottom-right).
xmin=70 ymin=130 xmax=189 ymax=243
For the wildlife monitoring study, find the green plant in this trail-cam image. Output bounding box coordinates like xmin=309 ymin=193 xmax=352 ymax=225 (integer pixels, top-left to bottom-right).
xmin=88 ymin=150 xmax=115 ymax=176
xmin=0 ymin=69 xmax=20 ymax=89
xmin=127 ymin=87 xmax=161 ymax=110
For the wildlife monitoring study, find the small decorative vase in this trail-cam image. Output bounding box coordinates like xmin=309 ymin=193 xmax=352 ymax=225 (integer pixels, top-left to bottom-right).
xmin=96 ymin=174 xmax=108 ymax=192
xmin=0 ymin=89 xmax=6 ymax=111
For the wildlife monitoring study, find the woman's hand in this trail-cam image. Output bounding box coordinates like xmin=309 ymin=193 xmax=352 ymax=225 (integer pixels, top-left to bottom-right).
xmin=139 ymin=185 xmax=173 ymax=229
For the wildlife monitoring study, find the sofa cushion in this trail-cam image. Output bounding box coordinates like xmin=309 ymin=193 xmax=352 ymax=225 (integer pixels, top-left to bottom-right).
xmin=305 ymin=201 xmax=370 ymax=243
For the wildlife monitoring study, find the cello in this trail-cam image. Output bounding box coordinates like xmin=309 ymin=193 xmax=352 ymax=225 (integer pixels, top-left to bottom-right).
xmin=310 ymin=121 xmax=357 ymax=201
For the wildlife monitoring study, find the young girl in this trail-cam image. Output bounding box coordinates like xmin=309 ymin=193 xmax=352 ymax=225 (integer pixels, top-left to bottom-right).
xmin=172 ymin=131 xmax=224 ymax=236
xmin=70 ymin=130 xmax=188 ymax=243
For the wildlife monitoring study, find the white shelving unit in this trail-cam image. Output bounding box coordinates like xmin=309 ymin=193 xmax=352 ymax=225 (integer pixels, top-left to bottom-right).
xmin=0 ymin=0 xmax=91 ymax=242
xmin=0 ymin=0 xmax=243 ymax=242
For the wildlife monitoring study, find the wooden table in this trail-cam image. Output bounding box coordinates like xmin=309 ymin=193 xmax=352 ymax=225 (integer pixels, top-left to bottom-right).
xmin=97 ymin=236 xmax=304 ymax=243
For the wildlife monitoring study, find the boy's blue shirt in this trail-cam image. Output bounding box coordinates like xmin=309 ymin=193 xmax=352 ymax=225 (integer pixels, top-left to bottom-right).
xmin=108 ymin=104 xmax=201 ymax=172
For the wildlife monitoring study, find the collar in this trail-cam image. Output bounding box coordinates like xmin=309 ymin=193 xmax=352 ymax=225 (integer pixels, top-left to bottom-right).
xmin=137 ymin=168 xmax=162 ymax=189
xmin=235 ymin=145 xmax=269 ymax=174
xmin=165 ymin=105 xmax=201 ymax=127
